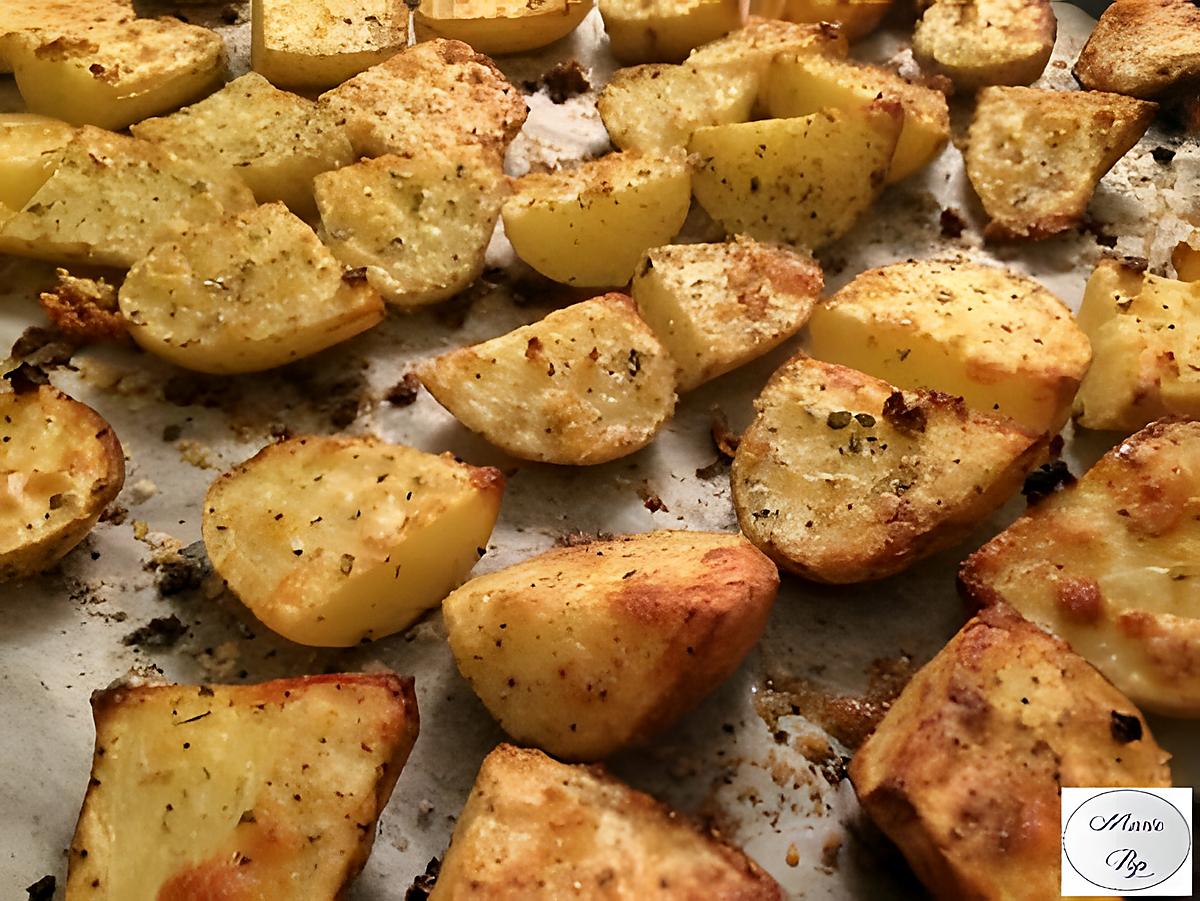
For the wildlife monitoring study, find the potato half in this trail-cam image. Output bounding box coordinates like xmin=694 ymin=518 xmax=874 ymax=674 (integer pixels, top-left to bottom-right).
xmin=444 ymin=531 xmax=778 ymax=760
xmin=965 ymin=86 xmax=1157 ymax=240
xmin=0 ymin=113 xmax=73 ymax=213
xmin=431 ymin=745 xmax=784 ymax=900
xmin=315 ymin=149 xmax=507 ymax=307
xmin=118 ymin=203 xmax=385 ymax=375
xmin=732 ymin=356 xmax=1045 ymax=582
xmin=0 ymin=0 xmax=134 ymax=73
xmin=414 ymin=0 xmax=594 ymax=56
xmin=419 ymin=294 xmax=678 ymax=465
xmin=67 ymin=673 xmax=419 ymax=901
xmin=132 ymin=73 xmax=355 ymax=219
xmin=685 ymin=17 xmax=849 ymax=78
xmin=1074 ymin=0 xmax=1200 ymax=100
xmin=632 ymin=236 xmax=823 ymax=391
xmin=690 ymin=102 xmax=902 ymax=249
xmin=808 ymin=259 xmax=1091 ymax=435
xmin=752 ymin=0 xmax=891 ymax=41
xmin=913 ymin=0 xmax=1056 ymax=90
xmin=0 ymin=384 xmax=124 ymax=582
xmin=599 ymin=0 xmax=744 ymax=64
xmin=203 ymin=436 xmax=505 ymax=647
xmin=850 ymin=604 xmax=1171 ymax=901
xmin=502 ymin=150 xmax=691 ymax=287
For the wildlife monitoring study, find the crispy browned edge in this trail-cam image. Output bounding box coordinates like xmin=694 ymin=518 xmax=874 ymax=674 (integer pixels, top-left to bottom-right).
xmin=1073 ymin=0 xmax=1200 ymax=99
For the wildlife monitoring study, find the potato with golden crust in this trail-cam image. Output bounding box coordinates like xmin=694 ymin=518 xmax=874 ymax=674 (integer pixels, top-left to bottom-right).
xmin=0 ymin=0 xmax=133 ymax=73
xmin=961 ymin=420 xmax=1200 ymax=716
xmin=731 ymin=356 xmax=1046 ymax=583
xmin=965 ymin=87 xmax=1157 ymax=240
xmin=0 ymin=114 xmax=74 ymax=213
xmin=685 ymin=17 xmax=848 ymax=78
xmin=67 ymin=673 xmax=419 ymax=901
xmin=751 ymin=0 xmax=891 ymax=42
xmin=414 ymin=0 xmax=594 ymax=56
xmin=1074 ymin=0 xmax=1200 ymax=100
xmin=850 ymin=604 xmax=1171 ymax=901
xmin=913 ymin=0 xmax=1056 ymax=90
xmin=444 ymin=531 xmax=778 ymax=760
xmin=431 ymin=744 xmax=784 ymax=900
xmin=419 ymin=294 xmax=677 ymax=465
xmin=0 ymin=383 xmax=124 ymax=583
xmin=203 ymin=436 xmax=504 ymax=647
xmin=599 ymin=0 xmax=744 ymax=64
xmin=807 ymin=259 xmax=1091 ymax=435
xmin=39 ymin=269 xmax=126 ymax=343
xmin=632 ymin=237 xmax=822 ymax=391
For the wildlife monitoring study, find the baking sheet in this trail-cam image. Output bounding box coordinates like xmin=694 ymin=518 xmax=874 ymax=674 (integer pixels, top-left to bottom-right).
xmin=2 ymin=3 xmax=1198 ymax=897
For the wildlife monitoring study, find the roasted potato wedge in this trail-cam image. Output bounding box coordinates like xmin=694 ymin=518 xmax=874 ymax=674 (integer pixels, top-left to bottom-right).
xmin=67 ymin=673 xmax=419 ymax=901
xmin=808 ymin=259 xmax=1091 ymax=434
xmin=850 ymin=604 xmax=1171 ymax=901
xmin=1073 ymin=258 xmax=1200 ymax=431
xmin=414 ymin=0 xmax=594 ymax=55
xmin=444 ymin=531 xmax=778 ymax=760
xmin=732 ymin=357 xmax=1045 ymax=582
xmin=962 ymin=420 xmax=1200 ymax=716
xmin=965 ymin=87 xmax=1157 ymax=240
xmin=0 ymin=0 xmax=134 ymax=73
xmin=765 ymin=53 xmax=950 ymax=183
xmin=632 ymin=237 xmax=822 ymax=391
xmin=598 ymin=62 xmax=757 ymax=153
xmin=8 ymin=17 xmax=225 ymax=130
xmin=0 ymin=113 xmax=73 ymax=213
xmin=319 ymin=38 xmax=527 ymax=163
xmin=1074 ymin=0 xmax=1200 ymax=100
xmin=431 ymin=745 xmax=784 ymax=900
xmin=132 ymin=73 xmax=355 ymax=219
xmin=118 ymin=203 xmax=384 ymax=375
xmin=599 ymin=0 xmax=744 ymax=64
xmin=203 ymin=436 xmax=504 ymax=647
xmin=685 ymin=17 xmax=848 ymax=78
xmin=913 ymin=0 xmax=1056 ymax=90
xmin=419 ymin=294 xmax=677 ymax=465
xmin=752 ymin=0 xmax=891 ymax=42
xmin=0 ymin=383 xmax=123 ymax=582
xmin=0 ymin=127 xmax=254 ymax=269
xmin=690 ymin=102 xmax=902 ymax=249
xmin=502 ymin=150 xmax=691 ymax=287
xmin=314 ymin=148 xmax=507 ymax=307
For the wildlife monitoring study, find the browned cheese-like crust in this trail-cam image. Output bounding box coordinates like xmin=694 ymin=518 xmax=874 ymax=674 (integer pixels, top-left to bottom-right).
xmin=1074 ymin=0 xmax=1200 ymax=99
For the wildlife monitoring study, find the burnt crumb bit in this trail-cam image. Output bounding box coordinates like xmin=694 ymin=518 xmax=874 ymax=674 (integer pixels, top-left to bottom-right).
xmin=638 ymin=484 xmax=669 ymax=513
xmin=524 ymin=60 xmax=590 ymax=104
xmin=220 ymin=4 xmax=241 ymax=23
xmin=123 ymin=614 xmax=188 ymax=649
xmin=4 ymin=362 xmax=50 ymax=394
xmin=26 ymin=876 xmax=55 ymax=901
xmin=385 ymin=373 xmax=422 ymax=407
xmin=881 ymin=391 xmax=927 ymax=433
xmin=341 ymin=267 xmax=370 ymax=285
xmin=826 ymin=410 xmax=853 ymax=429
xmin=100 ymin=504 xmax=128 ymax=525
xmin=405 ymin=857 xmax=442 ymax=901
xmin=163 ymin=373 xmax=228 ymax=408
xmin=710 ymin=409 xmax=740 ymax=460
xmin=1080 ymin=217 xmax=1118 ymax=248
xmin=939 ymin=208 xmax=967 ymax=238
xmin=162 ymin=423 xmax=183 ymax=442
xmin=328 ymin=396 xmax=362 ymax=429
xmin=154 ymin=541 xmax=210 ymax=596
xmin=1150 ymin=146 xmax=1176 ymax=164
xmin=555 ymin=529 xmax=613 ymax=548
xmin=1022 ymin=460 xmax=1075 ymax=503
xmin=1110 ymin=710 xmax=1143 ymax=744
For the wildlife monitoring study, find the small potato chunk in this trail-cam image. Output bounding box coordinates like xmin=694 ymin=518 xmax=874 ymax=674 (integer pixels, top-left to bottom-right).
xmin=502 ymin=150 xmax=691 ymax=287
xmin=965 ymin=87 xmax=1157 ymax=240
xmin=413 ymin=0 xmax=593 ymax=55
xmin=913 ymin=0 xmax=1056 ymax=90
xmin=0 ymin=127 xmax=254 ymax=269
xmin=0 ymin=0 xmax=133 ymax=73
xmin=764 ymin=53 xmax=950 ymax=183
xmin=251 ymin=0 xmax=408 ymax=90
xmin=850 ymin=605 xmax=1171 ymax=901
xmin=118 ymin=204 xmax=384 ymax=375
xmin=0 ymin=384 xmax=123 ymax=582
xmin=0 ymin=114 xmax=73 ymax=213
xmin=39 ymin=268 xmax=127 ymax=343
xmin=808 ymin=259 xmax=1091 ymax=435
xmin=1073 ymin=258 xmax=1200 ymax=431
xmin=732 ymin=357 xmax=1045 ymax=582
xmin=67 ymin=673 xmax=419 ymax=901
xmin=431 ymin=745 xmax=784 ymax=900
xmin=444 ymin=531 xmax=778 ymax=760
xmin=9 ymin=18 xmax=225 ymax=130
xmin=319 ymin=38 xmax=527 ymax=163
xmin=686 ymin=17 xmax=848 ymax=78
xmin=131 ymin=73 xmax=354 ymax=219
xmin=754 ymin=0 xmax=891 ymax=42
xmin=314 ymin=149 xmax=507 ymax=307
xmin=632 ymin=237 xmax=822 ymax=391
xmin=690 ymin=102 xmax=902 ymax=249
xmin=1074 ymin=0 xmax=1200 ymax=100
xmin=419 ymin=294 xmax=677 ymax=465
xmin=598 ymin=63 xmax=757 ymax=153
xmin=203 ymin=436 xmax=504 ymax=647
xmin=599 ymin=0 xmax=744 ymax=64
xmin=962 ymin=421 xmax=1200 ymax=716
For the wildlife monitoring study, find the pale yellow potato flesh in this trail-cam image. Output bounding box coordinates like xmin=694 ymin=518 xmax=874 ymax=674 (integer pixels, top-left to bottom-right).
xmin=0 ymin=0 xmax=134 ymax=73
xmin=0 ymin=385 xmax=124 ymax=583
xmin=632 ymin=236 xmax=823 ymax=391
xmin=203 ymin=436 xmax=505 ymax=647
xmin=118 ymin=203 xmax=384 ymax=375
xmin=132 ymin=73 xmax=355 ymax=219
xmin=414 ymin=0 xmax=594 ymax=55
xmin=67 ymin=674 xmax=419 ymax=901
xmin=314 ymin=149 xmax=507 ymax=307
xmin=685 ymin=17 xmax=849 ymax=79
xmin=443 ymin=531 xmax=778 ymax=759
xmin=807 ymin=259 xmax=1091 ymax=434
xmin=0 ymin=114 xmax=74 ymax=212
xmin=502 ymin=150 xmax=692 ymax=287
xmin=913 ymin=0 xmax=1056 ymax=90
xmin=752 ymin=0 xmax=891 ymax=41
xmin=765 ymin=53 xmax=950 ymax=183
xmin=419 ymin=294 xmax=678 ymax=465
xmin=251 ymin=0 xmax=409 ymax=90
xmin=599 ymin=0 xmax=745 ymax=64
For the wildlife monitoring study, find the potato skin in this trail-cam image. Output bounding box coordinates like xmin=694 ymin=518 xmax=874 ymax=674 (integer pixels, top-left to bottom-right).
xmin=1073 ymin=0 xmax=1200 ymax=100
xmin=913 ymin=0 xmax=1056 ymax=90
xmin=430 ymin=744 xmax=784 ymax=900
xmin=443 ymin=531 xmax=778 ymax=760
xmin=850 ymin=604 xmax=1170 ymax=901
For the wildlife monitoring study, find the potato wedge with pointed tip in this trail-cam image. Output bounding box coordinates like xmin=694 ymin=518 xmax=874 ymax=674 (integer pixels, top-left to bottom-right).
xmin=1074 ymin=0 xmax=1200 ymax=100
xmin=599 ymin=0 xmax=744 ymax=64
xmin=413 ymin=0 xmax=594 ymax=56
xmin=203 ymin=436 xmax=505 ymax=647
xmin=0 ymin=113 xmax=74 ymax=213
xmin=913 ymin=0 xmax=1056 ymax=90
